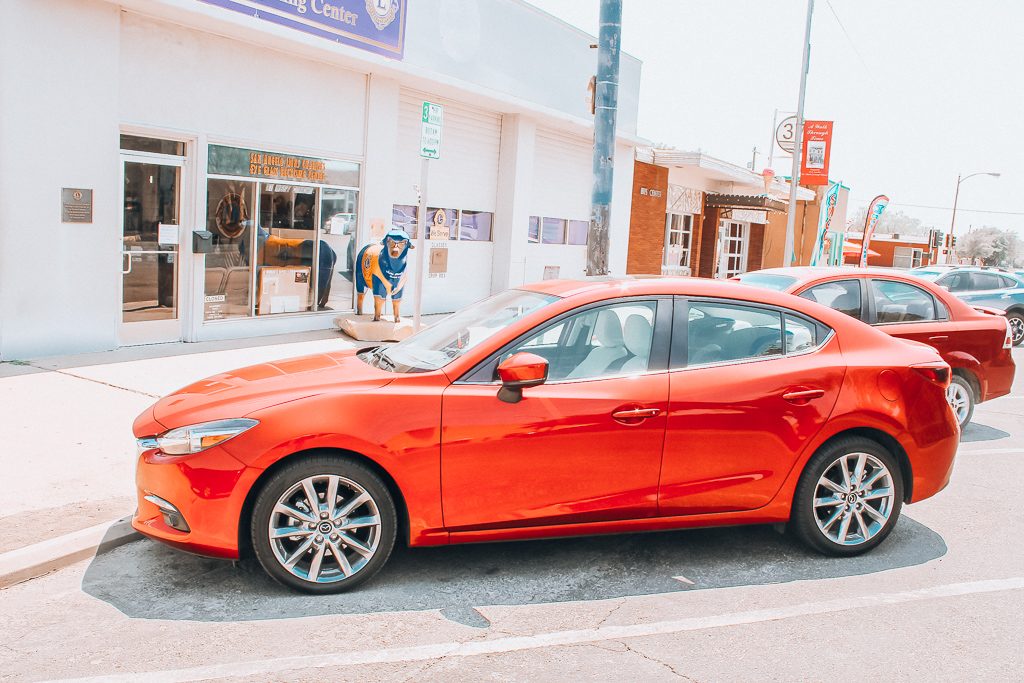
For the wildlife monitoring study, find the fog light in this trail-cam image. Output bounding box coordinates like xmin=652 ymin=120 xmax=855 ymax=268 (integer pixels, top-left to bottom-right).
xmin=144 ymin=493 xmax=191 ymax=533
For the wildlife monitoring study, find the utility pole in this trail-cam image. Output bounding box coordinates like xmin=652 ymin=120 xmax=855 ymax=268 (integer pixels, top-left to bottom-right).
xmin=784 ymin=0 xmax=814 ymax=267
xmin=587 ymin=0 xmax=622 ymax=277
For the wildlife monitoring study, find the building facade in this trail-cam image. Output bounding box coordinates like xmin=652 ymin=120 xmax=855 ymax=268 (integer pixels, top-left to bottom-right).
xmin=627 ymin=149 xmax=818 ymax=279
xmin=0 ymin=0 xmax=642 ymax=359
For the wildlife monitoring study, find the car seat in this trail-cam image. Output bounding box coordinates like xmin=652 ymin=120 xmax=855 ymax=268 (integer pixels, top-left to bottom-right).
xmin=567 ymin=310 xmax=627 ymax=379
xmin=619 ymin=314 xmax=653 ymax=373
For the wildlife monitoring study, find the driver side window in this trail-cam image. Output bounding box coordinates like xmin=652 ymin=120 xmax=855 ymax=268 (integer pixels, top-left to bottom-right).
xmin=502 ymin=301 xmax=657 ymax=381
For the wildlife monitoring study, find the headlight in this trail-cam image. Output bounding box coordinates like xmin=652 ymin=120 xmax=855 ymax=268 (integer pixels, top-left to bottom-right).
xmin=153 ymin=418 xmax=259 ymax=455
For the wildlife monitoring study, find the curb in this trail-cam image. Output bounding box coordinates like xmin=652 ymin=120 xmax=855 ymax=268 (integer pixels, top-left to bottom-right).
xmin=0 ymin=517 xmax=141 ymax=589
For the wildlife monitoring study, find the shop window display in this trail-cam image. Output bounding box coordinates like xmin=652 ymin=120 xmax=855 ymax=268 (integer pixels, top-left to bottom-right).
xmin=203 ymin=146 xmax=361 ymax=321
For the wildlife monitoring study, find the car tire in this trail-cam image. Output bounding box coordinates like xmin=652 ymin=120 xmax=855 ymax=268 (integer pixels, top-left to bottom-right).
xmin=945 ymin=375 xmax=975 ymax=428
xmin=250 ymin=454 xmax=397 ymax=594
xmin=791 ymin=437 xmax=903 ymax=557
xmin=1007 ymin=312 xmax=1024 ymax=347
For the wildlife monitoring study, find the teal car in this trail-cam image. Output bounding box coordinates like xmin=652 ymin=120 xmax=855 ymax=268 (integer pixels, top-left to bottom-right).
xmin=911 ymin=267 xmax=1024 ymax=346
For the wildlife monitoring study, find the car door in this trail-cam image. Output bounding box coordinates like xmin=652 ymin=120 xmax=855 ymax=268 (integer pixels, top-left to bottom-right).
xmin=865 ymin=278 xmax=955 ymax=352
xmin=440 ymin=298 xmax=671 ymax=530
xmin=659 ymin=298 xmax=845 ymax=515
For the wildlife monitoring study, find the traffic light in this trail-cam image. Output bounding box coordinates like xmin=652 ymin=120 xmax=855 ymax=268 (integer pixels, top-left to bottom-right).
xmin=951 ymin=235 xmax=958 ymax=248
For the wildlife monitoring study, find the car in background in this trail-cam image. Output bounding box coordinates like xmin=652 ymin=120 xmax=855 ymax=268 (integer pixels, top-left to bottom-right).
xmin=133 ymin=278 xmax=959 ymax=593
xmin=910 ymin=266 xmax=1024 ymax=346
xmin=736 ymin=267 xmax=1016 ymax=428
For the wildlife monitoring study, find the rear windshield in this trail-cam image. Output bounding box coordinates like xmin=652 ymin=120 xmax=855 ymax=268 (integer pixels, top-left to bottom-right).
xmin=910 ymin=270 xmax=944 ymax=282
xmin=735 ymin=273 xmax=798 ymax=291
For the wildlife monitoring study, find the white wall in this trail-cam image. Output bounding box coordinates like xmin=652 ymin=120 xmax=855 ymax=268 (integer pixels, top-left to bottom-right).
xmin=0 ymin=0 xmax=122 ymax=359
xmin=120 ymin=13 xmax=366 ymax=158
xmin=403 ymin=0 xmax=641 ymax=136
xmin=608 ymin=142 xmax=636 ymax=277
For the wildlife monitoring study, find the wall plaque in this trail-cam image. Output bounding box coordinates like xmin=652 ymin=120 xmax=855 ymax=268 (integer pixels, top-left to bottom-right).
xmin=61 ymin=188 xmax=93 ymax=223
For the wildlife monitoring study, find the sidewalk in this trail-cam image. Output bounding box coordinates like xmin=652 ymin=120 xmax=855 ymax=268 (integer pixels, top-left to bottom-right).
xmin=0 ymin=328 xmax=362 ymax=567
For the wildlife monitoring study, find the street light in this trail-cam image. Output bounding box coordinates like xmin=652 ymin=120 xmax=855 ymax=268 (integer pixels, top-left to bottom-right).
xmin=948 ymin=171 xmax=1001 ymax=263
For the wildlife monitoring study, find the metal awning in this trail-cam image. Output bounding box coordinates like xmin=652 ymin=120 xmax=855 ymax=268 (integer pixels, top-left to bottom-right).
xmin=705 ymin=193 xmax=790 ymax=213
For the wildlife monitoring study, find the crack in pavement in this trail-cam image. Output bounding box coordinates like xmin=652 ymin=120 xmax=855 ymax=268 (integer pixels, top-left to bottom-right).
xmin=620 ymin=641 xmax=696 ymax=681
xmin=596 ymin=598 xmax=626 ymax=629
xmin=35 ymin=366 xmax=160 ymax=399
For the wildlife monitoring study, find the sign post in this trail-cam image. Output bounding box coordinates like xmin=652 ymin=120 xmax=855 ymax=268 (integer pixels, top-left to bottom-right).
xmin=413 ymin=101 xmax=443 ymax=332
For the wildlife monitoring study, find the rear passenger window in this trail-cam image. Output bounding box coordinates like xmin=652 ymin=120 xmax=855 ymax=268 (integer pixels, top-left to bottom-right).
xmin=687 ymin=303 xmax=782 ymax=365
xmin=784 ymin=315 xmax=818 ymax=354
xmin=971 ymin=273 xmax=1003 ymax=291
xmin=871 ymin=280 xmax=937 ymax=323
xmin=799 ymin=280 xmax=862 ymax=319
xmin=940 ymin=272 xmax=970 ymax=292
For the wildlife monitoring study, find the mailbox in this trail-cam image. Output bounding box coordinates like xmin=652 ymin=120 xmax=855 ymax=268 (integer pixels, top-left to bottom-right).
xmin=192 ymin=230 xmax=214 ymax=254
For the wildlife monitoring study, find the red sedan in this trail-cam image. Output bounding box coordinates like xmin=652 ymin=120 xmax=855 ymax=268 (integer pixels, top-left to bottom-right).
xmin=736 ymin=267 xmax=1016 ymax=427
xmin=133 ymin=278 xmax=959 ymax=593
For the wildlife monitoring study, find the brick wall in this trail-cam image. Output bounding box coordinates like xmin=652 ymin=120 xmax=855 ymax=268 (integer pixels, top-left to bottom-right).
xmin=843 ymin=238 xmax=933 ymax=267
xmin=626 ymin=161 xmax=669 ymax=274
xmin=747 ymin=223 xmax=765 ymax=272
xmin=696 ymin=207 xmax=720 ymax=278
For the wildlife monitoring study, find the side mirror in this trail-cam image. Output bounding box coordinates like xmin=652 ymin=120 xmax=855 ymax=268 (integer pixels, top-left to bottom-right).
xmin=496 ymin=352 xmax=548 ymax=404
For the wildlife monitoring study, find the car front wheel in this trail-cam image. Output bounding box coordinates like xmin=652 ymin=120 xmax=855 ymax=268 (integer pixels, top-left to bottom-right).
xmin=250 ymin=455 xmax=397 ymax=594
xmin=791 ymin=437 xmax=903 ymax=556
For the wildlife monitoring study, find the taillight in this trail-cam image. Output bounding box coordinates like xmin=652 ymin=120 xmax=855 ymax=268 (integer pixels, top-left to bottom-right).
xmin=1003 ymin=318 xmax=1013 ymax=350
xmin=912 ymin=364 xmax=951 ymax=388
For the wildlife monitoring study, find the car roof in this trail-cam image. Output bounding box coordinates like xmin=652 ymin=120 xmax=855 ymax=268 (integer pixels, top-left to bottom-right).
xmin=741 ymin=266 xmax=919 ymax=283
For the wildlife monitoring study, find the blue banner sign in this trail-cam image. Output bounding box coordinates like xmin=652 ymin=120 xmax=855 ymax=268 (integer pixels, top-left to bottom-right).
xmin=200 ymin=0 xmax=406 ymax=59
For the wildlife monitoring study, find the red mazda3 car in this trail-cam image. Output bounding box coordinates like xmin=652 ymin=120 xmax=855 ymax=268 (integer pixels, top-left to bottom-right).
xmin=735 ymin=267 xmax=1016 ymax=428
xmin=133 ymin=278 xmax=959 ymax=593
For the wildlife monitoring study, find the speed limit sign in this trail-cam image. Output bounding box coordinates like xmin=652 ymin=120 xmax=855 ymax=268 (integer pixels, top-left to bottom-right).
xmin=775 ymin=115 xmax=798 ymax=154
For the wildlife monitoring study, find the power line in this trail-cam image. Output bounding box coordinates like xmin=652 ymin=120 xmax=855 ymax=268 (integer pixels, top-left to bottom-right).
xmin=825 ymin=0 xmax=872 ymax=74
xmin=850 ymin=199 xmax=1024 ymax=216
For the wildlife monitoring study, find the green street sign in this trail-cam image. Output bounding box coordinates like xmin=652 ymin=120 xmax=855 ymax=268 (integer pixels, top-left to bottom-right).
xmin=420 ymin=101 xmax=443 ymax=159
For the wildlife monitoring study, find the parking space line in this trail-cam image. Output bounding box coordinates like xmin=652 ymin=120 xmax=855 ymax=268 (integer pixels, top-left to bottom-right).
xmin=957 ymin=448 xmax=1024 ymax=455
xmin=55 ymin=577 xmax=1024 ymax=683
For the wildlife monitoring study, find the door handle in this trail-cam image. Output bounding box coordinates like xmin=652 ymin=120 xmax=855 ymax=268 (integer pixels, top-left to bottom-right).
xmin=928 ymin=335 xmax=949 ymax=343
xmin=611 ymin=407 xmax=662 ymax=423
xmin=782 ymin=388 xmax=825 ymax=403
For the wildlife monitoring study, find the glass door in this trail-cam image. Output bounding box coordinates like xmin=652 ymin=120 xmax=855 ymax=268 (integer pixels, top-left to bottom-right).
xmin=120 ymin=154 xmax=184 ymax=344
xmin=716 ymin=220 xmax=748 ymax=279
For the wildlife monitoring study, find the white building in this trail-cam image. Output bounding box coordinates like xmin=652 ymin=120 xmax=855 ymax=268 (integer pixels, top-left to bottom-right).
xmin=0 ymin=0 xmax=642 ymax=359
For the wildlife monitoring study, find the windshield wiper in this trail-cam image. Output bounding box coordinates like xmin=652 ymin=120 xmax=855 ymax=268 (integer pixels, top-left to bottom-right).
xmin=371 ymin=346 xmax=397 ymax=371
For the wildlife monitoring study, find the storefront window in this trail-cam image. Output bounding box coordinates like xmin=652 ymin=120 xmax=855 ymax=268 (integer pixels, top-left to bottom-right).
xmin=204 ymin=145 xmax=360 ymax=320
xmin=320 ymin=188 xmax=358 ymax=311
xmin=541 ymin=218 xmax=566 ymax=244
xmin=528 ymin=216 xmax=540 ymax=243
xmin=567 ymin=220 xmax=588 ymax=246
xmin=427 ymin=208 xmax=458 ymax=239
xmin=204 ymin=179 xmax=255 ymax=320
xmin=459 ymin=210 xmax=493 ymax=241
xmin=665 ymin=213 xmax=693 ymax=268
xmin=393 ymin=205 xmax=418 ymax=238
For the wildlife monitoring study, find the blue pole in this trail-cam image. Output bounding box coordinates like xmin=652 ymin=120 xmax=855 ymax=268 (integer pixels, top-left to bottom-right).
xmin=587 ymin=0 xmax=622 ymax=276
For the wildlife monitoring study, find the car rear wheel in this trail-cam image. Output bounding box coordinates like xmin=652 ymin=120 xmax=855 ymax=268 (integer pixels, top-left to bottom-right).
xmin=945 ymin=375 xmax=975 ymax=428
xmin=250 ymin=455 xmax=396 ymax=594
xmin=1007 ymin=312 xmax=1024 ymax=347
xmin=791 ymin=437 xmax=903 ymax=556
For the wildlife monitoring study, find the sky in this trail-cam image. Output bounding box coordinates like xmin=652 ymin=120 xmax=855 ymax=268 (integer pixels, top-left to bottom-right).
xmin=526 ymin=0 xmax=1024 ymax=236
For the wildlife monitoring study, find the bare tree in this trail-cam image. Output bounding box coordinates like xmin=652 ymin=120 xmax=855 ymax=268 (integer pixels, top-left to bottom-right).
xmin=957 ymin=226 xmax=1021 ymax=267
xmin=847 ymin=207 xmax=931 ymax=237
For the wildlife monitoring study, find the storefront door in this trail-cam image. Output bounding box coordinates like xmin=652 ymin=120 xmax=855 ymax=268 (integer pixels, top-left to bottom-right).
xmin=716 ymin=220 xmax=748 ymax=279
xmin=120 ymin=153 xmax=184 ymax=345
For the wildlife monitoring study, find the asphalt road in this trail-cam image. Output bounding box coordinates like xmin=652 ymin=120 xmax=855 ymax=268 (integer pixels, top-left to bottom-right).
xmin=1 ymin=349 xmax=1022 ymax=682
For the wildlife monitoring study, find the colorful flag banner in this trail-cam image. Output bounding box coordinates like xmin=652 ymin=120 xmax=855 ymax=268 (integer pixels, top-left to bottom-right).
xmin=859 ymin=195 xmax=890 ymax=268
xmin=800 ymin=120 xmax=834 ymax=186
xmin=810 ymin=181 xmax=841 ymax=266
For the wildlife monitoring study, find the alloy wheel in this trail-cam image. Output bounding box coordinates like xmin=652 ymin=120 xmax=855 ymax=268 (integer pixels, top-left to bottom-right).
xmin=812 ymin=452 xmax=895 ymax=546
xmin=268 ymin=474 xmax=382 ymax=584
xmin=946 ymin=381 xmax=972 ymax=425
xmin=1010 ymin=315 xmax=1024 ymax=346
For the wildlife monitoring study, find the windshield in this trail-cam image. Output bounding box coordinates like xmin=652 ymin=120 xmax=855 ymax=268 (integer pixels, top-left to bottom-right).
xmin=365 ymin=289 xmax=559 ymax=373
xmin=735 ymin=272 xmax=798 ymax=291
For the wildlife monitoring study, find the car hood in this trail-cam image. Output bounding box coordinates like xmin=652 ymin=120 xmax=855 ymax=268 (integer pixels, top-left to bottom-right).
xmin=148 ymin=348 xmax=393 ymax=430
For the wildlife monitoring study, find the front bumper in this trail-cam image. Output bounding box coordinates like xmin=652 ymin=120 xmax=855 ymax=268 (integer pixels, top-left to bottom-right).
xmin=132 ymin=445 xmax=261 ymax=560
